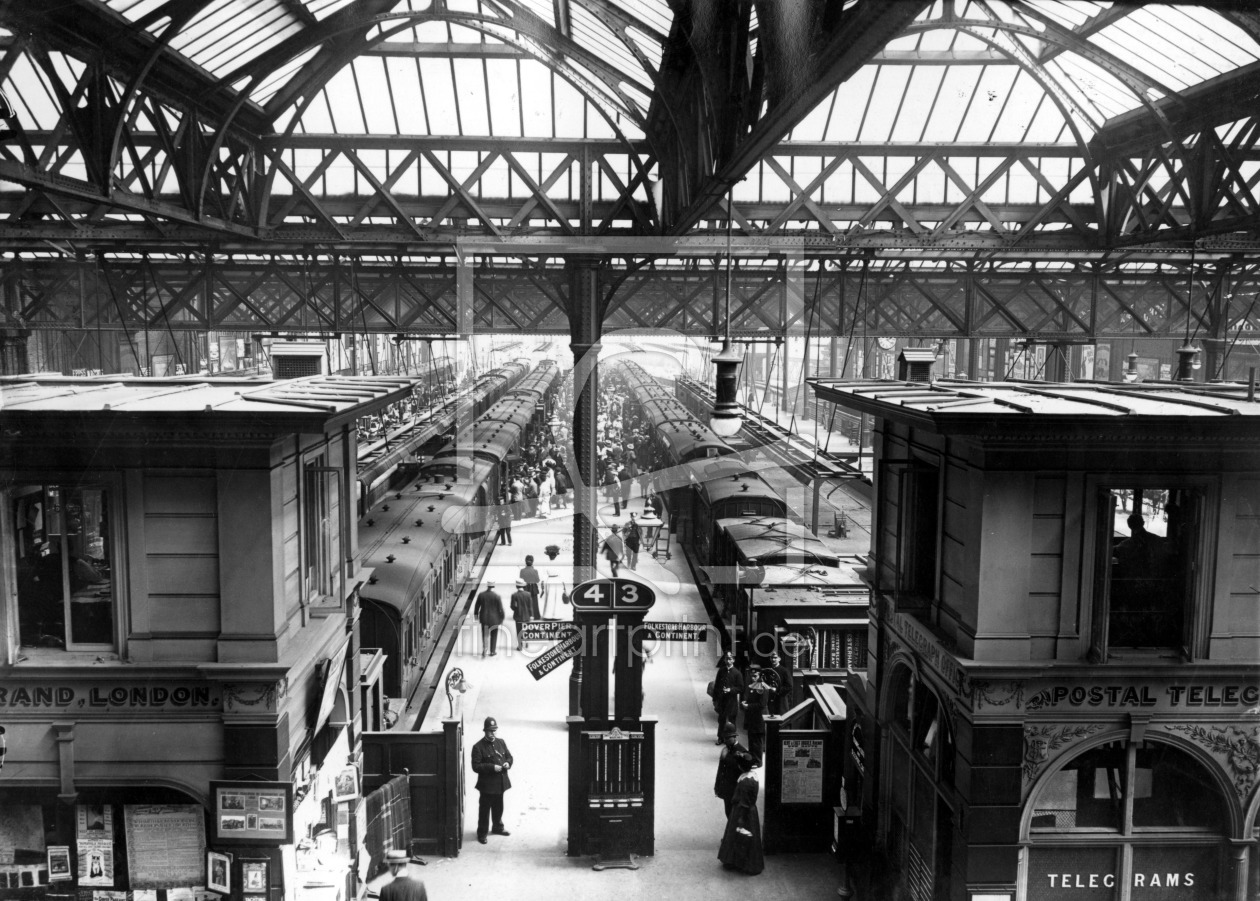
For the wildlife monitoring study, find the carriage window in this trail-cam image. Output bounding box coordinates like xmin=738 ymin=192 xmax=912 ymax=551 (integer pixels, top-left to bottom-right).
xmin=11 ymin=483 xmax=116 ymax=651
xmin=1093 ymin=486 xmax=1202 ymax=658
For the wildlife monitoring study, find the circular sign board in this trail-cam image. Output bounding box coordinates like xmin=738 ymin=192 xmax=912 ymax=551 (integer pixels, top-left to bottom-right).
xmin=569 ymin=578 xmax=656 ymax=613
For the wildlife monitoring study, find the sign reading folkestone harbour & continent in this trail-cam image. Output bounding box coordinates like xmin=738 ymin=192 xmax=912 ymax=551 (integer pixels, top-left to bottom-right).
xmin=526 ymin=630 xmax=583 ymax=681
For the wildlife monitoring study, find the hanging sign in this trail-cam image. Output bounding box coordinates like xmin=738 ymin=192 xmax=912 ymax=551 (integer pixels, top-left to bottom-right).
xmin=569 ymin=578 xmax=655 ymax=613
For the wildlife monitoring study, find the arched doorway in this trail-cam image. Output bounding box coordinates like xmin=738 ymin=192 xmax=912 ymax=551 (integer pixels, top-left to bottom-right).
xmin=1024 ymin=737 xmax=1233 ymax=899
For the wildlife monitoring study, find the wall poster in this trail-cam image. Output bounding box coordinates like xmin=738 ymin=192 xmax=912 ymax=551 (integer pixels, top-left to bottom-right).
xmin=123 ymin=805 xmax=206 ymax=889
xmin=209 ymin=781 xmax=294 ymax=845
xmin=780 ymin=738 xmax=825 ymax=804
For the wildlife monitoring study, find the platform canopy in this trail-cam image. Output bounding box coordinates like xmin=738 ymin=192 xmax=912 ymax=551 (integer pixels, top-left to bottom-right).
xmin=0 ymin=1 xmax=1257 ymax=338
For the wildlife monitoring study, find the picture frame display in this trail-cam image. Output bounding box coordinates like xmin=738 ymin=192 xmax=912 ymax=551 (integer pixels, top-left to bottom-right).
xmin=206 ymin=850 xmax=232 ymax=895
xmin=208 ymin=781 xmax=293 ymax=845
xmin=332 ymin=765 xmax=359 ymax=803
xmin=46 ymin=846 xmax=72 ymax=882
xmin=240 ymin=859 xmax=269 ymax=895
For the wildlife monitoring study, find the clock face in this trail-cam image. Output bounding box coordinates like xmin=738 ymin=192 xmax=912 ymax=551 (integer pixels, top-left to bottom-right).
xmin=877 ymin=337 xmax=897 ymax=350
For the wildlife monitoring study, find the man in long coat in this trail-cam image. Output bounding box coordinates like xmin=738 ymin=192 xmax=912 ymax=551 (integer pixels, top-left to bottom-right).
xmin=509 ymin=578 xmax=533 ymax=650
xmin=470 ymin=716 xmax=514 ymax=844
xmin=713 ymin=722 xmax=750 ymax=818
xmin=473 ymin=580 xmax=504 ymax=657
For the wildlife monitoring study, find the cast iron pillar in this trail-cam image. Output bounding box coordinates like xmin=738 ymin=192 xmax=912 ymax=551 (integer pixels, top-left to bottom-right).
xmin=567 ymin=257 xmax=606 ymax=717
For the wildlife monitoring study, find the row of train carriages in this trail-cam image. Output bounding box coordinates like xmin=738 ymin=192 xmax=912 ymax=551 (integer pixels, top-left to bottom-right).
xmin=355 ymin=359 xmax=561 ymax=720
xmin=611 ymin=359 xmax=869 ymax=688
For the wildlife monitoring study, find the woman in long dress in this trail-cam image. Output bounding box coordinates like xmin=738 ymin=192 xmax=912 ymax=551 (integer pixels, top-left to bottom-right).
xmin=718 ymin=752 xmax=764 ymax=875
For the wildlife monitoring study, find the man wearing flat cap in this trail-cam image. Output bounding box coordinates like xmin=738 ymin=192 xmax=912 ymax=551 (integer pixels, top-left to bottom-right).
xmin=473 ymin=580 xmax=504 ymax=657
xmin=379 ymin=849 xmax=427 ymax=901
xmin=509 ymin=578 xmax=533 ymax=650
xmin=713 ymin=722 xmax=750 ymax=817
xmin=470 ymin=716 xmax=513 ymax=844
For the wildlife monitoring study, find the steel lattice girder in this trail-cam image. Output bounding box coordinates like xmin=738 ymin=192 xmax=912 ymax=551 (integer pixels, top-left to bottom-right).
xmin=5 ymin=256 xmax=1257 ymax=340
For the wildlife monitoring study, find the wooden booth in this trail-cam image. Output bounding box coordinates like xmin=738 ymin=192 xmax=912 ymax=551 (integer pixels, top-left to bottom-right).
xmin=0 ymin=374 xmax=414 ymax=900
xmin=811 ymin=370 xmax=1260 ymax=901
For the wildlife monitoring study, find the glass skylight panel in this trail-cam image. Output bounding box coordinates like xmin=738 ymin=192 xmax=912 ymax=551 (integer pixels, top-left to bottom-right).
xmin=518 ymin=66 xmax=554 ymax=138
xmin=417 ymin=58 xmax=459 ymax=136
xmin=325 ymin=72 xmax=367 ymax=133
xmin=307 ymin=0 xmax=357 ymax=21
xmin=852 ymin=65 xmax=904 ymax=142
xmin=252 ymin=46 xmax=322 ymax=106
xmin=822 ymin=67 xmax=876 ymax=143
xmin=452 ymin=58 xmax=490 ymax=136
xmin=626 ymin=27 xmax=662 ymax=71
xmin=355 ymin=60 xmax=397 ymax=135
xmin=569 ymin=4 xmax=647 ymax=88
xmin=487 ymin=60 xmax=524 ymax=138
xmin=6 ymin=56 xmax=57 ymax=131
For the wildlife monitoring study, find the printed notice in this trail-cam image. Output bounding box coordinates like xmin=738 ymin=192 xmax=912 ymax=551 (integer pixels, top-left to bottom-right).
xmin=124 ymin=805 xmax=206 ymax=889
xmin=780 ymin=739 xmax=824 ymax=804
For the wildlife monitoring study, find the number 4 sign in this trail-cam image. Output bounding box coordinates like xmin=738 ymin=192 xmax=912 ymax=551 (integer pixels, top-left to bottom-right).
xmin=569 ymin=578 xmax=656 ymax=613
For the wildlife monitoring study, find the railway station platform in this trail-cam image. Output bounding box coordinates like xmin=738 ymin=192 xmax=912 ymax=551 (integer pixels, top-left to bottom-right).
xmin=402 ymin=494 xmax=850 ymax=900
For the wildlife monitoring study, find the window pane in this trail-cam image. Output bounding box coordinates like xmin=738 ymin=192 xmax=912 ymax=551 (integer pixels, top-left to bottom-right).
xmin=1031 ymin=741 xmax=1124 ymax=830
xmin=1130 ymin=845 xmax=1220 ymax=900
xmin=14 ymin=483 xmax=113 ymax=649
xmin=1132 ymin=744 xmax=1226 ymax=829
xmin=1027 ymin=846 xmax=1119 ymax=900
xmin=1107 ymin=487 xmax=1191 ymax=648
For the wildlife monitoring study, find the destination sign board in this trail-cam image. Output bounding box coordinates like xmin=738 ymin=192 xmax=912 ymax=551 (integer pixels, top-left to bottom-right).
xmin=525 ymin=631 xmax=583 ymax=681
xmin=569 ymin=578 xmax=656 ymax=613
xmin=519 ymin=621 xmax=581 ymax=642
xmin=639 ymin=622 xmax=708 ymax=642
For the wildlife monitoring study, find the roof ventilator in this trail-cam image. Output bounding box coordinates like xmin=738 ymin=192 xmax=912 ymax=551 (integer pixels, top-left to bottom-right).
xmin=897 ymin=348 xmax=938 ymax=383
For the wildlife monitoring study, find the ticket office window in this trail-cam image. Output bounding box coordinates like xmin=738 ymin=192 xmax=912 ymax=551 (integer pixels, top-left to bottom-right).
xmin=8 ymin=482 xmax=117 ymax=652
xmin=1090 ymin=484 xmax=1209 ymax=662
xmin=1027 ymin=739 xmax=1228 ymax=900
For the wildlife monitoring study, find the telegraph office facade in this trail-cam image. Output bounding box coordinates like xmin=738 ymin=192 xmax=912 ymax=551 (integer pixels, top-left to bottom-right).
xmin=811 ymin=374 xmax=1260 ymax=901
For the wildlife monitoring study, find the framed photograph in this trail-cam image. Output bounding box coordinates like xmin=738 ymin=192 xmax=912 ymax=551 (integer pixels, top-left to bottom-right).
xmin=46 ymin=846 xmax=72 ymax=882
xmin=206 ymin=850 xmax=231 ymax=895
xmin=332 ymin=765 xmax=359 ymax=803
xmin=240 ymin=859 xmax=269 ymax=894
xmin=208 ymin=781 xmax=294 ymax=845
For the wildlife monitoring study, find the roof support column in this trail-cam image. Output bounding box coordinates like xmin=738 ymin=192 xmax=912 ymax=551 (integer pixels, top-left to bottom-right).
xmin=566 ymin=256 xmax=605 ymax=586
xmin=1203 ymin=258 xmax=1233 ymax=381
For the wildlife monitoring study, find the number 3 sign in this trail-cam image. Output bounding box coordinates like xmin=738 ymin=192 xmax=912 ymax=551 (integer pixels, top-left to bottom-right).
xmin=569 ymin=578 xmax=656 ymax=613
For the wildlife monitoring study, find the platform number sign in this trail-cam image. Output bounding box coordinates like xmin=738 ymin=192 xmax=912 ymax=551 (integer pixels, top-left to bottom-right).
xmin=569 ymin=578 xmax=656 ymax=613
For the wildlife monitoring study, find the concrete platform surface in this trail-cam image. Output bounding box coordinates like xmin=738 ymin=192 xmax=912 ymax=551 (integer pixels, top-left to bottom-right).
xmin=399 ymin=495 xmax=847 ymax=900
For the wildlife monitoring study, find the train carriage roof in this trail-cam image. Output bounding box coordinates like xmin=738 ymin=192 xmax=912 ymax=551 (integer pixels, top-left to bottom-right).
xmin=695 ymin=467 xmax=785 ymax=510
xmin=716 ymin=517 xmax=841 ymax=566
xmin=656 ymin=422 xmax=733 ymax=464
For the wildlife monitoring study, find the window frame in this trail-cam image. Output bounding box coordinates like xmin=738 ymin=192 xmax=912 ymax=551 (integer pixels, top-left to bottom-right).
xmin=3 ymin=474 xmax=125 ymax=660
xmin=300 ymin=455 xmax=345 ymax=615
xmin=1084 ymin=475 xmax=1217 ymax=663
xmin=878 ymin=455 xmax=943 ymax=610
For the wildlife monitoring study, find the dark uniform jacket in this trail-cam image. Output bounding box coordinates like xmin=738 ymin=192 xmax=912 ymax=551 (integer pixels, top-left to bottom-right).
xmin=714 ymin=741 xmax=751 ymax=801
xmin=471 ymin=735 xmax=514 ymax=794
xmin=510 ymin=589 xmax=533 ymax=623
xmin=380 ymin=875 xmax=428 ymax=901
xmin=474 ymin=589 xmax=504 ymax=626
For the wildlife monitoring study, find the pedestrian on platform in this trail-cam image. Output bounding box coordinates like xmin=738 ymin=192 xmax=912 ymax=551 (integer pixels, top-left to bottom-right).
xmin=741 ymin=667 xmax=771 ymax=764
xmin=717 ymin=752 xmax=764 ymax=875
xmin=542 ymin=568 xmax=561 ymax=619
xmin=623 ymin=514 xmax=641 ymax=571
xmin=510 ymin=579 xmax=533 ymax=650
xmin=519 ymin=555 xmax=542 ymax=619
xmin=380 ymin=849 xmax=428 ymax=900
xmin=509 ymin=476 xmax=524 ymax=520
xmin=601 ymin=525 xmax=625 ymax=576
xmin=712 ymin=651 xmax=744 ymax=744
xmin=603 ymin=466 xmax=620 ymax=516
xmin=768 ymin=651 xmax=794 ymax=715
xmin=714 ymin=723 xmax=750 ymax=818
xmin=525 ymin=476 xmax=539 ymax=518
xmin=470 ymin=716 xmax=513 ymax=844
xmin=473 ymin=581 xmax=504 ymax=657
xmin=496 ymin=503 xmax=513 ymax=546
xmin=619 ymin=460 xmax=633 ymax=509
